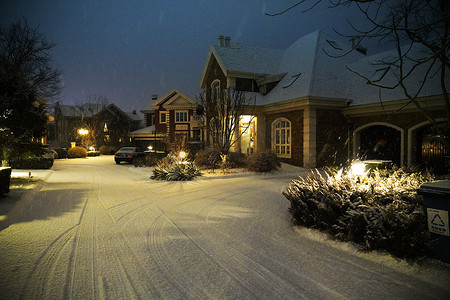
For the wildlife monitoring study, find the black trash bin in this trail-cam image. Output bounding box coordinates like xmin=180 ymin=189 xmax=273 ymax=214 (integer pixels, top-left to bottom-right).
xmin=418 ymin=180 xmax=450 ymax=263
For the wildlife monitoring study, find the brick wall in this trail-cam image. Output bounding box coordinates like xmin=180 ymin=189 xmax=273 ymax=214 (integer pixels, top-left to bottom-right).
xmin=316 ymin=109 xmax=349 ymax=167
xmin=265 ymin=109 xmax=304 ymax=166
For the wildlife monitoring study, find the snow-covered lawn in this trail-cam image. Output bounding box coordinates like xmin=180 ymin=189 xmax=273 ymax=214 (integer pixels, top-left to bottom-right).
xmin=0 ymin=155 xmax=449 ymax=299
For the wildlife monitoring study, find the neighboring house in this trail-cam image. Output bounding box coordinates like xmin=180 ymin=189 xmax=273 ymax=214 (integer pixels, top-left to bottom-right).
xmin=53 ymin=102 xmax=142 ymax=148
xmin=199 ymin=31 xmax=448 ymax=171
xmin=130 ymin=89 xmax=204 ymax=150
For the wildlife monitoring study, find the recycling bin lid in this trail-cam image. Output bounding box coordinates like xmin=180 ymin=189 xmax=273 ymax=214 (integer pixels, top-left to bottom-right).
xmin=418 ymin=180 xmax=450 ymax=196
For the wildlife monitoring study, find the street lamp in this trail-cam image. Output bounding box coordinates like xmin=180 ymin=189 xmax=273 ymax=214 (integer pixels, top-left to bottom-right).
xmin=78 ymin=128 xmax=88 ymax=136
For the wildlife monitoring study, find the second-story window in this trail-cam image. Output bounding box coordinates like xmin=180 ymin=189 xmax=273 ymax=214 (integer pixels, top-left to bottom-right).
xmin=175 ymin=111 xmax=188 ymax=122
xmin=160 ymin=111 xmax=167 ymax=123
xmin=212 ymin=80 xmax=220 ymax=100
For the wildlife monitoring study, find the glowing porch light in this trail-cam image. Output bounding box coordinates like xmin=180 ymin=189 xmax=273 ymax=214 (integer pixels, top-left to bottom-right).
xmin=179 ymin=151 xmax=186 ymax=159
xmin=240 ymin=115 xmax=253 ymax=124
xmin=148 ymin=145 xmax=153 ymax=150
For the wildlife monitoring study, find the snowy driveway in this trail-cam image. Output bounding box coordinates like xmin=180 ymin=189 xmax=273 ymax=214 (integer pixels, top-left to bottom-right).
xmin=0 ymin=156 xmax=449 ymax=299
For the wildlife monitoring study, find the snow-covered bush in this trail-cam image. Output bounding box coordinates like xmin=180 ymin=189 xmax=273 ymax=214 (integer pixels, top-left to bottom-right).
xmin=99 ymin=145 xmax=117 ymax=155
xmin=67 ymin=146 xmax=87 ymax=158
xmin=283 ymin=168 xmax=435 ymax=260
xmin=194 ymin=147 xmax=221 ymax=169
xmin=8 ymin=144 xmax=54 ymax=169
xmin=151 ymin=154 xmax=201 ymax=181
xmin=133 ymin=152 xmax=166 ymax=167
xmin=247 ymin=150 xmax=281 ymax=172
xmin=224 ymin=152 xmax=247 ymax=169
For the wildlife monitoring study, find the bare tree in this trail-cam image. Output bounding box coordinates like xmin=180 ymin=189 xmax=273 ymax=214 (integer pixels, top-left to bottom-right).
xmin=197 ymin=88 xmax=256 ymax=163
xmin=0 ymin=18 xmax=62 ymax=101
xmin=266 ymin=0 xmax=449 ymax=141
xmin=73 ymin=95 xmax=109 ymax=148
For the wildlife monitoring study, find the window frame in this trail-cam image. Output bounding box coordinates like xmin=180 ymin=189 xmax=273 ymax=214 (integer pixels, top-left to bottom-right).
xmin=272 ymin=118 xmax=291 ymax=158
xmin=211 ymin=79 xmax=221 ymax=100
xmin=175 ymin=110 xmax=188 ymax=123
xmin=159 ymin=111 xmax=167 ymax=124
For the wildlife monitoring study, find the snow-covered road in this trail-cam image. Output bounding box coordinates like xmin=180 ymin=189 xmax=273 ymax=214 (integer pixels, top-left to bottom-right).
xmin=0 ymin=156 xmax=449 ymax=299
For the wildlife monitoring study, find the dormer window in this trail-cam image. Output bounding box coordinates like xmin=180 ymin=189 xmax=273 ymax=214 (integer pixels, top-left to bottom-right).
xmin=327 ymin=39 xmax=343 ymax=50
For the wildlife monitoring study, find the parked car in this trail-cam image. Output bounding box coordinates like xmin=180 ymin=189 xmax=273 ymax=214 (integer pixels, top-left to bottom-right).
xmin=114 ymin=147 xmax=144 ymax=164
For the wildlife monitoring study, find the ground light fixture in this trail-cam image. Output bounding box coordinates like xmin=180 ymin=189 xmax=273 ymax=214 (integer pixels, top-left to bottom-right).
xmin=350 ymin=160 xmax=367 ymax=176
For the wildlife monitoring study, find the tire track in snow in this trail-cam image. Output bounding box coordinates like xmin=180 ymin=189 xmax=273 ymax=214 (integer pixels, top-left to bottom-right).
xmin=20 ymin=226 xmax=78 ymax=299
xmin=192 ymin=185 xmax=347 ymax=300
xmin=147 ymin=214 xmax=208 ymax=298
xmin=66 ymin=190 xmax=98 ymax=300
xmin=148 ymin=211 xmax=258 ymax=299
xmin=95 ymin=174 xmax=162 ymax=298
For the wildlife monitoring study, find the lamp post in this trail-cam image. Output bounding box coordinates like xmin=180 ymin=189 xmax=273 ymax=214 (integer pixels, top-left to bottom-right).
xmin=78 ymin=128 xmax=89 ymax=147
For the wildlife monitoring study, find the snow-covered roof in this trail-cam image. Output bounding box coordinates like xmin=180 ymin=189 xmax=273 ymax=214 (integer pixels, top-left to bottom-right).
xmin=58 ymin=103 xmax=142 ymax=122
xmin=345 ymin=44 xmax=445 ymax=106
xmin=151 ymin=88 xmax=196 ymax=110
xmin=125 ymin=111 xmax=142 ymax=121
xmin=202 ymin=30 xmax=447 ymax=107
xmin=255 ymin=30 xmax=364 ymax=105
xmin=58 ymin=103 xmax=104 ymax=117
xmin=213 ymin=43 xmax=283 ymax=75
xmin=129 ymin=125 xmax=156 ymax=136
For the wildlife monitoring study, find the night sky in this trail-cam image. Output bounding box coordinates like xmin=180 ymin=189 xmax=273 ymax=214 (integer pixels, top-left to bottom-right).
xmin=1 ymin=0 xmax=384 ymax=114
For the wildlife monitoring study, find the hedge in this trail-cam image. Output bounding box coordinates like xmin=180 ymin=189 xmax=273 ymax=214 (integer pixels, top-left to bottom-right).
xmin=0 ymin=167 xmax=11 ymax=197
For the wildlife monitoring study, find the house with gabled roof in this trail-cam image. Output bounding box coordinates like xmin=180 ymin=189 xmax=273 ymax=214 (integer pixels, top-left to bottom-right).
xmin=130 ymin=88 xmax=204 ymax=149
xmin=200 ymin=31 xmax=448 ymax=171
xmin=53 ymin=102 xmax=142 ymax=148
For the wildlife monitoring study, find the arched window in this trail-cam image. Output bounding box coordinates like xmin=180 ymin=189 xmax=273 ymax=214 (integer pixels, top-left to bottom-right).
xmin=272 ymin=118 xmax=291 ymax=158
xmin=211 ymin=80 xmax=220 ymax=100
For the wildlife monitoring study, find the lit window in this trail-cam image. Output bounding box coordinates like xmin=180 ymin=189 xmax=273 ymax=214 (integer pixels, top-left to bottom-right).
xmin=175 ymin=111 xmax=188 ymax=122
xmin=273 ymin=118 xmax=291 ymax=158
xmin=160 ymin=111 xmax=167 ymax=123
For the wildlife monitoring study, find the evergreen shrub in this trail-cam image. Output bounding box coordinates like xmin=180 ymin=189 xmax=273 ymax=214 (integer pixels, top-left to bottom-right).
xmin=224 ymin=152 xmax=247 ymax=169
xmin=247 ymin=150 xmax=281 ymax=172
xmin=67 ymin=146 xmax=87 ymax=158
xmin=283 ymin=168 xmax=435 ymax=260
xmin=133 ymin=152 xmax=166 ymax=167
xmin=99 ymin=145 xmax=118 ymax=155
xmin=0 ymin=167 xmax=11 ymax=197
xmin=8 ymin=143 xmax=54 ymax=169
xmin=151 ymin=154 xmax=201 ymax=181
xmin=194 ymin=147 xmax=221 ymax=169
xmin=52 ymin=147 xmax=67 ymax=159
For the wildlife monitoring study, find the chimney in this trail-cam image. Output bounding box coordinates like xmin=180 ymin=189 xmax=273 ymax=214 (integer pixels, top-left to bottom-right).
xmin=152 ymin=94 xmax=158 ymax=100
xmin=132 ymin=110 xmax=136 ymax=115
xmin=218 ymin=35 xmax=224 ymax=47
xmin=224 ymin=36 xmax=231 ymax=47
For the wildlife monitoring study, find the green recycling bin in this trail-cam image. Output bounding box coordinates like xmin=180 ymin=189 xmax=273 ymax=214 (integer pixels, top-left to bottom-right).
xmin=418 ymin=180 xmax=450 ymax=263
